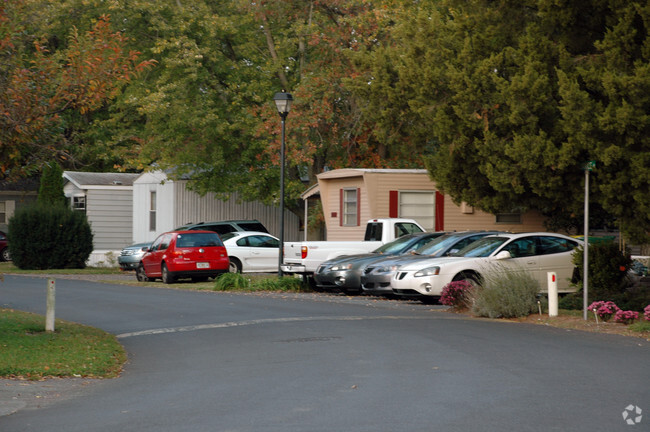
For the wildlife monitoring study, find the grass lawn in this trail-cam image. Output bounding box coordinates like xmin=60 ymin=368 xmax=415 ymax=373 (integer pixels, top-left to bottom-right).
xmin=0 ymin=308 xmax=126 ymax=380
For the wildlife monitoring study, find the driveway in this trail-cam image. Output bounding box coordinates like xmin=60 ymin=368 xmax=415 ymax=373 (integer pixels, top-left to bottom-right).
xmin=1 ymin=274 xmax=648 ymax=432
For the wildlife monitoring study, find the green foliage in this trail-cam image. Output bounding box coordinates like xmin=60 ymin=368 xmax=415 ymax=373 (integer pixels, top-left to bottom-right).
xmin=628 ymin=320 xmax=650 ymax=333
xmin=558 ymin=292 xmax=584 ymax=311
xmin=8 ymin=204 xmax=93 ymax=269
xmin=214 ymin=272 xmax=251 ymax=291
xmin=252 ymin=276 xmax=305 ymax=292
xmin=214 ymin=273 xmax=306 ymax=292
xmin=353 ymin=0 xmax=650 ymax=238
xmin=0 ymin=307 xmax=125 ymax=379
xmin=572 ymin=242 xmax=632 ymax=300
xmin=471 ymin=265 xmax=540 ymax=318
xmin=37 ymin=163 xmax=66 ymax=207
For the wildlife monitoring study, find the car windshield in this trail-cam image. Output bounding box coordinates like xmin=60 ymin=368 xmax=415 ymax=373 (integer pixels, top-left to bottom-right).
xmin=413 ymin=234 xmax=464 ymax=256
xmin=372 ymin=234 xmax=423 ymax=254
xmin=176 ymin=232 xmax=223 ymax=248
xmin=456 ymin=237 xmax=509 ymax=257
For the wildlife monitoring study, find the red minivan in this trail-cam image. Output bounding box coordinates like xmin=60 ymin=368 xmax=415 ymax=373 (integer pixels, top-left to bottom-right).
xmin=136 ymin=230 xmax=229 ymax=283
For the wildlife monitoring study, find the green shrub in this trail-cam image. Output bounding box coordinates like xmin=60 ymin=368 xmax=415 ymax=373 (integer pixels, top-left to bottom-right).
xmin=37 ymin=163 xmax=66 ymax=207
xmin=213 ymin=272 xmax=250 ymax=291
xmin=252 ymin=276 xmax=304 ymax=292
xmin=558 ymin=292 xmax=583 ymax=310
xmin=8 ymin=204 xmax=93 ymax=269
xmin=471 ymin=265 xmax=540 ymax=318
xmin=570 ymin=243 xmax=650 ymax=311
xmin=572 ymin=242 xmax=632 ymax=300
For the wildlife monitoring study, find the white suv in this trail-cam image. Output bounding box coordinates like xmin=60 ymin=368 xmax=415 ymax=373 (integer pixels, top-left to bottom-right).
xmin=391 ymin=232 xmax=582 ymax=300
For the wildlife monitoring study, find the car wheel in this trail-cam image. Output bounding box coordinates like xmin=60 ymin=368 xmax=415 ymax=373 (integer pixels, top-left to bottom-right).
xmin=161 ymin=263 xmax=175 ymax=284
xmin=0 ymin=247 xmax=9 ymax=262
xmin=136 ymin=263 xmax=151 ymax=282
xmin=452 ymin=271 xmax=481 ymax=287
xmin=229 ymin=258 xmax=242 ymax=273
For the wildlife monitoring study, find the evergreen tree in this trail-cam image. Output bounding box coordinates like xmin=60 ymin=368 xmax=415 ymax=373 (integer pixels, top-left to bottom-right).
xmin=37 ymin=163 xmax=66 ymax=207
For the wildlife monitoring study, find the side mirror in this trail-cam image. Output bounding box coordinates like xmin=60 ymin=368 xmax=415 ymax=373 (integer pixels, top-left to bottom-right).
xmin=495 ymin=250 xmax=512 ymax=260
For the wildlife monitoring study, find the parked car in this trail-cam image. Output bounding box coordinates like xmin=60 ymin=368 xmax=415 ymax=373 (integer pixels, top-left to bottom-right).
xmin=312 ymin=231 xmax=446 ymax=294
xmin=391 ymin=232 xmax=582 ymax=302
xmin=360 ymin=231 xmax=502 ymax=296
xmin=221 ymin=231 xmax=280 ymax=273
xmin=118 ymin=242 xmax=151 ymax=270
xmin=175 ymin=220 xmax=269 ymax=235
xmin=0 ymin=231 xmax=9 ymax=261
xmin=136 ymin=230 xmax=229 ymax=283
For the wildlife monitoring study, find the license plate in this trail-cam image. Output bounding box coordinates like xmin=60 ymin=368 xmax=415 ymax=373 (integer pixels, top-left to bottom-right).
xmin=196 ymin=262 xmax=210 ymax=269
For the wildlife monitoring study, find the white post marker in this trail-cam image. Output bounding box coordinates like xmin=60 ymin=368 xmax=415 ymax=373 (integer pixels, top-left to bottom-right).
xmin=547 ymin=272 xmax=558 ymax=317
xmin=46 ymin=278 xmax=56 ymax=332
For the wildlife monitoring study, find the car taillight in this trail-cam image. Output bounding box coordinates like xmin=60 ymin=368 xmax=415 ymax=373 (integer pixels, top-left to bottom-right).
xmin=301 ymin=246 xmax=308 ymax=259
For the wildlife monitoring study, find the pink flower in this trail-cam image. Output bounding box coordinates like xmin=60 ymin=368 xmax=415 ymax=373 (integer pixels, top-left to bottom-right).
xmin=587 ymin=301 xmax=620 ymax=321
xmin=440 ymin=280 xmax=474 ymax=309
xmin=614 ymin=310 xmax=639 ymax=325
xmin=644 ymin=305 xmax=650 ymax=321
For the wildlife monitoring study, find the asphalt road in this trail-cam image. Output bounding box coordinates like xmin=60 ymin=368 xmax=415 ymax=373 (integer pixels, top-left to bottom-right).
xmin=1 ymin=274 xmax=648 ymax=432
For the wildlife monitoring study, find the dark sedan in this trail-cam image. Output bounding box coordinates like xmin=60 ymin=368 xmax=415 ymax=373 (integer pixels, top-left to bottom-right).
xmin=312 ymin=231 xmax=445 ymax=294
xmin=360 ymin=231 xmax=502 ymax=296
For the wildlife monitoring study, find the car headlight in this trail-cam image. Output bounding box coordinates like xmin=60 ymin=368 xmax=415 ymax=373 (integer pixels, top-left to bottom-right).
xmin=414 ymin=266 xmax=440 ymax=277
xmin=376 ymin=265 xmax=401 ymax=274
xmin=331 ymin=263 xmax=353 ymax=271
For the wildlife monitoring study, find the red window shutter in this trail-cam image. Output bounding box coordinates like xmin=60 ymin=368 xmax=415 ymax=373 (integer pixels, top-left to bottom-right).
xmin=339 ymin=189 xmax=343 ymax=226
xmin=389 ymin=190 xmax=398 ymax=218
xmin=435 ymin=191 xmax=445 ymax=231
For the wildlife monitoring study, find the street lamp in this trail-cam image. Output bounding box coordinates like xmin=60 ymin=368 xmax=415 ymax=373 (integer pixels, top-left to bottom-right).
xmin=273 ymin=90 xmax=293 ymax=277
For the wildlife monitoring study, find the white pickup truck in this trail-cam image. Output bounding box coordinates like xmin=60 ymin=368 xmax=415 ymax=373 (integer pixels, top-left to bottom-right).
xmin=280 ymin=218 xmax=425 ymax=278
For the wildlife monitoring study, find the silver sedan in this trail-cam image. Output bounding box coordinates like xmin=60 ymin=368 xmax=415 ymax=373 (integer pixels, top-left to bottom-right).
xmin=360 ymin=231 xmax=502 ymax=296
xmin=312 ymin=231 xmax=445 ymax=294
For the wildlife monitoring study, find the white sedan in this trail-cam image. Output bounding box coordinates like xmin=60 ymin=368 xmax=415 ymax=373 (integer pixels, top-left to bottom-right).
xmin=220 ymin=231 xmax=280 ymax=273
xmin=391 ymin=232 xmax=582 ymax=300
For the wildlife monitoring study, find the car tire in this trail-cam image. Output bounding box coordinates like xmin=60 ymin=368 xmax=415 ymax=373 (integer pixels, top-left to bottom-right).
xmin=229 ymin=258 xmax=242 ymax=273
xmin=161 ymin=263 xmax=175 ymax=284
xmin=136 ymin=263 xmax=151 ymax=282
xmin=452 ymin=271 xmax=481 ymax=286
xmin=0 ymin=247 xmax=9 ymax=262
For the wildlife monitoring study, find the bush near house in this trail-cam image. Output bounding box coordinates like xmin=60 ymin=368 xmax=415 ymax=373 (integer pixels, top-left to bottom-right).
xmin=8 ymin=204 xmax=93 ymax=269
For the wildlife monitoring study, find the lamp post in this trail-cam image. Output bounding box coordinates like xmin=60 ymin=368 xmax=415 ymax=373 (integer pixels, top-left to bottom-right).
xmin=583 ymin=160 xmax=595 ymax=320
xmin=273 ymin=90 xmax=293 ymax=277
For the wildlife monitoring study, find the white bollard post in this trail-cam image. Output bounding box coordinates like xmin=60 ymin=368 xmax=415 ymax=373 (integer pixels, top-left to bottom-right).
xmin=46 ymin=278 xmax=56 ymax=332
xmin=547 ymin=272 xmax=558 ymax=317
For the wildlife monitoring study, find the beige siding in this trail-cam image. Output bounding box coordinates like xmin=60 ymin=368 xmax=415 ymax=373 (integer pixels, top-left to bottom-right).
xmin=316 ymin=169 xmax=551 ymax=240
xmin=86 ymin=189 xmax=133 ymax=249
xmin=442 ymin=195 xmax=547 ymax=232
xmin=364 ymin=171 xmax=436 ymax=217
xmin=322 ymin=177 xmax=367 ymax=241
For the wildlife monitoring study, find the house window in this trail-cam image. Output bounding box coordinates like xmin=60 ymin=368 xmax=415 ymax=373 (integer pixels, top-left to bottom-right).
xmin=341 ymin=188 xmax=359 ymax=226
xmin=0 ymin=202 xmax=5 ymax=224
xmin=149 ymin=191 xmax=156 ymax=231
xmin=72 ymin=196 xmax=86 ymax=212
xmin=496 ymin=213 xmax=522 ymax=224
xmin=399 ymin=191 xmax=435 ymax=231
